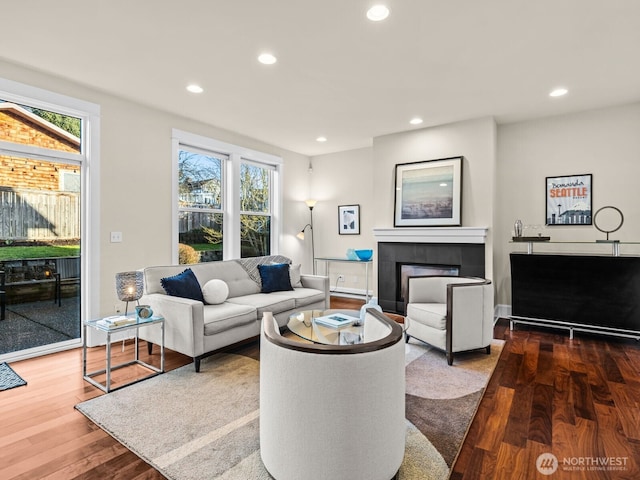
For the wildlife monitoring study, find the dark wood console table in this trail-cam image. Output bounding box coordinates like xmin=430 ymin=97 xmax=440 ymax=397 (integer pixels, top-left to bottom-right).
xmin=510 ymin=251 xmax=640 ymax=339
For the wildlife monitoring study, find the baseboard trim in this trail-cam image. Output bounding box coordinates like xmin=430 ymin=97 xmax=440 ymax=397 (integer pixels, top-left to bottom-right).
xmin=494 ymin=304 xmax=512 ymax=324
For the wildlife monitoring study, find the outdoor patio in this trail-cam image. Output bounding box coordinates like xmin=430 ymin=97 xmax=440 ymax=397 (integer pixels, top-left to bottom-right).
xmin=0 ymin=296 xmax=80 ymax=355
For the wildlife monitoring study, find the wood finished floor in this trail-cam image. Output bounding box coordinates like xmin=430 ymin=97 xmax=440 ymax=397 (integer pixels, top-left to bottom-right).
xmin=1 ymin=298 xmax=639 ymax=479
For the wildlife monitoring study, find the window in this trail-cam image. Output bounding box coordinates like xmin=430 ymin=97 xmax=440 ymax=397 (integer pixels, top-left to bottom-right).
xmin=240 ymin=161 xmax=273 ymax=257
xmin=178 ymin=147 xmax=225 ymax=263
xmin=172 ymin=130 xmax=282 ymax=263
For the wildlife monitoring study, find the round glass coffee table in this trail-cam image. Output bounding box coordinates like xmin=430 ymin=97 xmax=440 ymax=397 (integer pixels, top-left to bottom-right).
xmin=287 ymin=309 xmax=363 ymax=345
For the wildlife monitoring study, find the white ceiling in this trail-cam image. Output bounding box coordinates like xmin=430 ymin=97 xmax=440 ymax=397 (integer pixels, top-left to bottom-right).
xmin=3 ymin=1 xmax=640 ymax=156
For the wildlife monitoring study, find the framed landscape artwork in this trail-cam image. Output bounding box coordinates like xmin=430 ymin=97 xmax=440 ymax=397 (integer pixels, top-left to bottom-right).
xmin=394 ymin=156 xmax=463 ymax=227
xmin=545 ymin=173 xmax=592 ymax=225
xmin=338 ymin=204 xmax=360 ymax=235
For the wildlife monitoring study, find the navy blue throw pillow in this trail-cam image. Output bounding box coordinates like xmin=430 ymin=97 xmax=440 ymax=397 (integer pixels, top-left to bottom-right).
xmin=258 ymin=263 xmax=293 ymax=293
xmin=160 ymin=268 xmax=204 ymax=302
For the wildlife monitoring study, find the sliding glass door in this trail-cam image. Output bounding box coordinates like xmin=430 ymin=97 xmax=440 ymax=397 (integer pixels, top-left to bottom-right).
xmin=0 ymin=99 xmax=83 ymax=360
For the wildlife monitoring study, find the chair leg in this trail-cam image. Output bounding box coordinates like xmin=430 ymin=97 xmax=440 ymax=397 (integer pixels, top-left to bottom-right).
xmin=486 ymin=345 xmax=491 ymax=355
xmin=405 ymin=333 xmax=411 ymax=343
xmin=194 ymin=357 xmax=201 ymax=373
xmin=447 ymin=351 xmax=454 ymax=365
xmin=147 ymin=342 xmax=153 ymax=355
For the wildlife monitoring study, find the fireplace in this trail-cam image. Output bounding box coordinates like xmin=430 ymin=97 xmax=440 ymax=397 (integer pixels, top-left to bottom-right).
xmin=398 ymin=263 xmax=460 ymax=305
xmin=373 ymin=227 xmax=488 ymax=314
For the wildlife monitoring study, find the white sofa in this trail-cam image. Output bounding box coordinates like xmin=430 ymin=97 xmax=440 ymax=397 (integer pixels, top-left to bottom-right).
xmin=138 ymin=255 xmax=329 ymax=371
xmin=260 ymin=309 xmax=406 ymax=480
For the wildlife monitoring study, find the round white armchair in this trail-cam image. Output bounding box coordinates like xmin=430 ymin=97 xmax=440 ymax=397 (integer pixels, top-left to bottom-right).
xmin=260 ymin=309 xmax=406 ymax=480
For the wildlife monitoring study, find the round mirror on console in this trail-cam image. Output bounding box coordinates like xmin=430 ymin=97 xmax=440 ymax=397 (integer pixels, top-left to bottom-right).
xmin=594 ymin=206 xmax=624 ymax=242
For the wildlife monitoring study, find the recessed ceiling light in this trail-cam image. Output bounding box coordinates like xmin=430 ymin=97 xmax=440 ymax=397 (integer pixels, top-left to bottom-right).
xmin=367 ymin=5 xmax=390 ymax=21
xmin=549 ymin=88 xmax=568 ymax=97
xmin=410 ymin=117 xmax=423 ymax=125
xmin=186 ymin=84 xmax=203 ymax=94
xmin=258 ymin=53 xmax=277 ymax=65
xmin=440 ymin=183 xmax=448 ymax=187
xmin=316 ymin=136 xmax=327 ymax=142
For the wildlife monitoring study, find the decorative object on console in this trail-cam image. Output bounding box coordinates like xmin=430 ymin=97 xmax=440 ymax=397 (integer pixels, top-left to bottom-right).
xmin=594 ymin=205 xmax=624 ymax=242
xmin=115 ymin=271 xmax=144 ymax=315
xmin=346 ymin=248 xmax=358 ymax=260
xmin=135 ymin=305 xmax=153 ymax=319
xmin=545 ymin=173 xmax=592 ymax=225
xmin=394 ymin=156 xmax=463 ymax=227
xmin=338 ymin=204 xmax=360 ymax=235
xmin=296 ymin=199 xmax=316 ymax=274
xmin=514 ymin=219 xmax=523 ymax=237
xmin=354 ymin=249 xmax=373 ymax=261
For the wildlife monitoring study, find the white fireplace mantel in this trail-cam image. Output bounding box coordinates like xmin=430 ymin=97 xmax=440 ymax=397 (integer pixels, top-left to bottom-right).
xmin=372 ymin=227 xmax=488 ymax=244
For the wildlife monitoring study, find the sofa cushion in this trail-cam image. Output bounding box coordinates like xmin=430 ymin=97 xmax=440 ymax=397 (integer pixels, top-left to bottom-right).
xmin=289 ymin=263 xmax=302 ymax=288
xmin=203 ymin=303 xmax=258 ymax=335
xmin=406 ymin=303 xmax=447 ymax=330
xmin=202 ymin=279 xmax=229 ymax=305
xmin=160 ymin=268 xmax=204 ymax=302
xmin=285 ymin=288 xmax=326 ymax=308
xmin=237 ymin=255 xmax=292 ymax=288
xmin=227 ymin=293 xmax=295 ymax=316
xmin=258 ymin=263 xmax=293 ymax=293
xmin=144 ymin=261 xmax=260 ymax=298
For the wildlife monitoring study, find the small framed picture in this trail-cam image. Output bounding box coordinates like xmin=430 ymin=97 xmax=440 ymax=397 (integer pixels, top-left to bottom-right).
xmin=338 ymin=204 xmax=360 ymax=235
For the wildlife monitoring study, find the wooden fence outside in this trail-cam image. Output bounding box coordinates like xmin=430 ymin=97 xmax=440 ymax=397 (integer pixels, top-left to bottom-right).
xmin=0 ymin=187 xmax=80 ymax=241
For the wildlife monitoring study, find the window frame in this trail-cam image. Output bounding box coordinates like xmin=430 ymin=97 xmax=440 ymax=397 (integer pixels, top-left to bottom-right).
xmin=172 ymin=129 xmax=283 ymax=262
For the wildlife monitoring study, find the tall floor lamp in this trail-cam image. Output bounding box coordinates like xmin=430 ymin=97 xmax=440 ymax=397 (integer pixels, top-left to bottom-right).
xmin=297 ymin=200 xmax=316 ymax=274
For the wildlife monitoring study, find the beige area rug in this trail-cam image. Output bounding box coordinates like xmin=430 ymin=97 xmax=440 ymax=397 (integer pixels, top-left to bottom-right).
xmin=76 ymin=339 xmax=504 ymax=480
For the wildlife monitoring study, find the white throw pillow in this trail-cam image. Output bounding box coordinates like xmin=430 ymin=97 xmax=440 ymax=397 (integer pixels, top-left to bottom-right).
xmin=202 ymin=279 xmax=229 ymax=305
xmin=289 ymin=263 xmax=302 ymax=288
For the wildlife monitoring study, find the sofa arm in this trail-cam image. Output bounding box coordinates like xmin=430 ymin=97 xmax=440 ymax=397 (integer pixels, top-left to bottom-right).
xmin=138 ymin=293 xmax=205 ymax=358
xmin=300 ymin=274 xmax=330 ymax=308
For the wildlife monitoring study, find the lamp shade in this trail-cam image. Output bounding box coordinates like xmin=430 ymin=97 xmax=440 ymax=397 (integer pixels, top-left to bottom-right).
xmin=115 ymin=271 xmax=144 ymax=302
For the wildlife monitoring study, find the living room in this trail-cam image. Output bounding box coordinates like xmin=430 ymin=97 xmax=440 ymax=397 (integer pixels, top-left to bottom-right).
xmin=2 ymin=2 xmax=640 ymax=479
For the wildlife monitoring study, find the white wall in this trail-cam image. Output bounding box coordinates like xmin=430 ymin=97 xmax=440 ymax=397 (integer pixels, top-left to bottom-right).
xmin=307 ymin=147 xmax=375 ymax=292
xmin=0 ymin=60 xmax=310 ymax=317
xmin=372 ymin=117 xmax=497 ymax=285
xmin=495 ymin=102 xmax=640 ymax=305
xmin=310 ymin=117 xmax=498 ymax=297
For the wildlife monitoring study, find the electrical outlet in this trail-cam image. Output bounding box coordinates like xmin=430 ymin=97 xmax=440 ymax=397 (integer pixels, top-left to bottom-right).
xmin=114 ymin=304 xmax=122 ymax=314
xmin=337 ymin=274 xmax=345 ymax=282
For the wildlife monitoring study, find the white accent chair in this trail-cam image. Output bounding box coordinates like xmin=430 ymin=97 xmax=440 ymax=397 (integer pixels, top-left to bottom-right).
xmin=404 ymin=275 xmax=493 ymax=365
xmin=260 ymin=310 xmax=406 ymax=480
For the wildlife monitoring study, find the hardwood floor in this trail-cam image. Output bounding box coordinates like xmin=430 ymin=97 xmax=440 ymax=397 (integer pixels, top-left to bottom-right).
xmin=453 ymin=320 xmax=640 ymax=480
xmin=1 ymin=299 xmax=639 ymax=479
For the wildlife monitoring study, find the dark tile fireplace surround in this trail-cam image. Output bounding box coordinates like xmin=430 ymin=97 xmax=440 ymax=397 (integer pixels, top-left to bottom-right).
xmin=378 ymin=241 xmax=485 ymax=314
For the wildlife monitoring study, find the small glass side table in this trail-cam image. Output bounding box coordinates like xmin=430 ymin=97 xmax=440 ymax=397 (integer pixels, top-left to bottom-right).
xmin=83 ymin=314 xmax=165 ymax=393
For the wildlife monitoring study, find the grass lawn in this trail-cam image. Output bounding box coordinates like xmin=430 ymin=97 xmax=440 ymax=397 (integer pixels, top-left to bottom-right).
xmin=190 ymin=243 xmax=222 ymax=252
xmin=0 ymin=245 xmax=80 ymax=261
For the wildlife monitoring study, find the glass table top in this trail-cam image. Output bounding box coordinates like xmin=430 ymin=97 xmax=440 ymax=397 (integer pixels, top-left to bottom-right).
xmin=287 ymin=309 xmax=364 ymax=345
